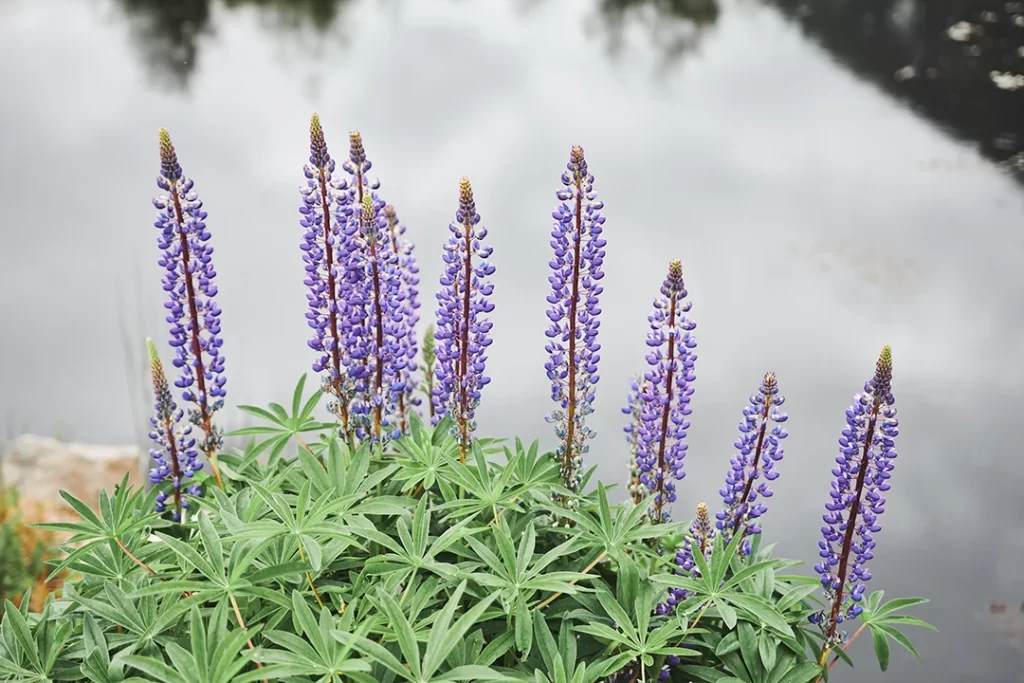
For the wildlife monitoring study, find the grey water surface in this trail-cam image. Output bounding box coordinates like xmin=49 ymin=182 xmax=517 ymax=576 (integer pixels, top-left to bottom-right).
xmin=1 ymin=0 xmax=1023 ymax=680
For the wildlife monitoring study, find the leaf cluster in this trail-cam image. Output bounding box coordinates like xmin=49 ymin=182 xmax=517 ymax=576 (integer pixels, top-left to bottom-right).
xmin=0 ymin=378 xmax=932 ymax=682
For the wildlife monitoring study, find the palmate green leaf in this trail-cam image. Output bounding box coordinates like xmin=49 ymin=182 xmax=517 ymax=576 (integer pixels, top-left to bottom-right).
xmin=773 ymin=662 xmax=821 ymax=683
xmin=496 ymin=438 xmax=559 ymax=492
xmin=855 ymin=591 xmax=933 ymax=671
xmin=776 ymin=584 xmax=820 ymax=613
xmin=121 ymin=603 xmax=263 ymax=683
xmin=576 ymin=579 xmax=696 ymax=679
xmin=262 ymin=590 xmax=374 ymax=681
xmin=437 ymin=442 xmax=525 ymax=520
xmin=35 ymin=476 xmax=162 ymax=581
xmin=550 ymin=484 xmax=677 ymax=560
xmin=391 ymin=414 xmax=459 ymax=493
xmin=229 ymin=375 xmax=334 ymax=464
xmin=466 ymin=525 xmax=591 ymax=609
xmin=3 ymin=601 xmax=41 ymax=673
xmin=723 ymin=594 xmax=793 ymax=638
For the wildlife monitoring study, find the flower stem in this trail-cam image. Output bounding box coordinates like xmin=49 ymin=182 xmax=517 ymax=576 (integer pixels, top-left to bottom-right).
xmin=731 ymin=398 xmax=772 ymax=537
xmin=297 ymin=544 xmax=325 ymax=608
xmin=229 ymin=593 xmax=265 ymax=680
xmin=652 ymin=298 xmax=678 ymax=523
xmin=368 ymin=233 xmax=386 ymax=442
xmin=169 ymin=189 xmax=224 ymax=490
xmin=457 ymin=214 xmax=473 ymax=463
xmin=160 ymin=420 xmax=183 ymax=521
xmin=318 ymin=167 xmax=351 ymax=441
xmin=115 ymin=537 xmax=156 ymax=575
xmin=561 ymin=176 xmax=584 ymax=499
xmin=537 ymin=550 xmax=606 ymax=610
xmin=821 ymin=395 xmax=882 ymax=652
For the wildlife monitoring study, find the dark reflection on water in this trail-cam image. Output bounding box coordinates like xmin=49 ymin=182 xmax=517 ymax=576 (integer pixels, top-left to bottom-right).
xmin=114 ymin=0 xmax=356 ymax=87
xmin=764 ymin=0 xmax=1024 ymax=183
xmin=112 ymin=0 xmax=1024 ymax=186
xmin=112 ymin=0 xmax=720 ymax=87
xmin=115 ymin=0 xmax=214 ymax=88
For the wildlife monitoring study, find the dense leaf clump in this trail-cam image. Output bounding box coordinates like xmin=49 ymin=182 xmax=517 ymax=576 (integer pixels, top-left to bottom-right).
xmin=0 ymin=378 xmax=930 ymax=682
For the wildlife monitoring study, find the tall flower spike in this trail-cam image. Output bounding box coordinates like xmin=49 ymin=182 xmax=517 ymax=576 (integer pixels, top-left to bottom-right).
xmin=345 ymin=192 xmax=405 ymax=443
xmin=299 ymin=114 xmax=355 ymax=437
xmin=433 ymin=178 xmax=495 ymax=462
xmin=716 ymin=372 xmax=789 ymax=555
xmin=544 ymin=145 xmax=607 ymax=507
xmin=622 ymin=375 xmax=649 ymax=505
xmin=660 ymin=502 xmax=715 ymax=616
xmin=811 ymin=346 xmax=898 ymax=657
xmin=633 ymin=259 xmax=697 ymax=523
xmin=146 ymin=338 xmax=202 ymax=522
xmin=421 ymin=324 xmax=437 ymax=421
xmin=153 ymin=129 xmax=225 ymax=489
xmin=384 ymin=203 xmax=421 ymax=435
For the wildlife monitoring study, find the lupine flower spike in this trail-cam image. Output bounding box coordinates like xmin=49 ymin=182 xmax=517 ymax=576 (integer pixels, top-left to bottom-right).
xmin=544 ymin=145 xmax=607 ymax=508
xmin=384 ymin=203 xmax=421 ymax=435
xmin=333 ymin=130 xmax=381 ymax=434
xmin=299 ymin=114 xmax=355 ymax=438
xmin=433 ymin=178 xmax=495 ymax=462
xmin=632 ymin=259 xmax=697 ymax=523
xmin=347 ymin=192 xmax=405 ymax=443
xmin=623 ymin=375 xmax=649 ymax=505
xmin=661 ymin=502 xmax=715 ymax=614
xmin=145 ymin=338 xmax=202 ymax=521
xmin=716 ymin=372 xmax=789 ymax=555
xmin=811 ymin=346 xmax=898 ymax=661
xmin=153 ymin=129 xmax=226 ymax=489
xmin=421 ymin=324 xmax=437 ymax=420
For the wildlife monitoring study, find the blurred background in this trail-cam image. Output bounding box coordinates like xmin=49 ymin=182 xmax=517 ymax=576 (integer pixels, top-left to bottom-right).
xmin=2 ymin=0 xmax=1024 ymax=680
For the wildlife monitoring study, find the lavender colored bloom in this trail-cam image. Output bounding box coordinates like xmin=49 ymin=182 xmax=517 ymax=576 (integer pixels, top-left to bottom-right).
xmin=811 ymin=346 xmax=898 ymax=647
xmin=715 ymin=372 xmax=789 ymax=555
xmin=153 ymin=129 xmax=225 ymax=488
xmin=544 ymin=145 xmax=607 ymax=503
xmin=299 ymin=114 xmax=356 ymax=434
xmin=384 ymin=203 xmax=421 ymax=435
xmin=633 ymin=259 xmax=697 ymax=523
xmin=433 ymin=177 xmax=495 ymax=462
xmin=344 ymin=192 xmax=406 ymax=443
xmin=145 ymin=339 xmax=202 ymax=522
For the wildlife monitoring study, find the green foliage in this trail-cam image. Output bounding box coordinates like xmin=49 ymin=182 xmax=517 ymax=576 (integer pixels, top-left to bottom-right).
xmin=0 ymin=378 xmax=932 ymax=681
xmin=0 ymin=489 xmax=65 ymax=617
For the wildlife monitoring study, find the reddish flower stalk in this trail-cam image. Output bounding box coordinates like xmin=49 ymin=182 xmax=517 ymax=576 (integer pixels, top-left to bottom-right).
xmin=545 ymin=146 xmax=606 ymax=505
xmin=811 ymin=346 xmax=898 ymax=658
xmin=154 ymin=129 xmax=226 ymax=491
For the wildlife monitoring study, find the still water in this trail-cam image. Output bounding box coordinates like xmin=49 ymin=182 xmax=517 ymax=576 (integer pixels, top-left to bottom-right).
xmin=2 ymin=0 xmax=1024 ymax=679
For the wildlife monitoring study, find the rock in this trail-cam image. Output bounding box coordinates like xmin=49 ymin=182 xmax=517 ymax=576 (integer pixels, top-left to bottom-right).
xmin=1 ymin=435 xmax=144 ymax=523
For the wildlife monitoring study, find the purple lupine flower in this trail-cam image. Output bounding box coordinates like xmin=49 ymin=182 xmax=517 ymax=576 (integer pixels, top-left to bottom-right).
xmin=153 ymin=129 xmax=225 ymax=489
xmin=660 ymin=501 xmax=715 ymax=616
xmin=384 ymin=203 xmax=421 ymax=435
xmin=544 ymin=145 xmax=607 ymax=505
xmin=299 ymin=114 xmax=355 ymax=436
xmin=810 ymin=346 xmax=898 ymax=650
xmin=145 ymin=338 xmax=202 ymax=521
xmin=715 ymin=372 xmax=789 ymax=556
xmin=433 ymin=177 xmax=495 ymax=462
xmin=633 ymin=259 xmax=697 ymax=523
xmin=622 ymin=375 xmax=649 ymax=505
xmin=344 ymin=192 xmax=406 ymax=443
xmin=332 ymin=131 xmax=380 ymax=411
